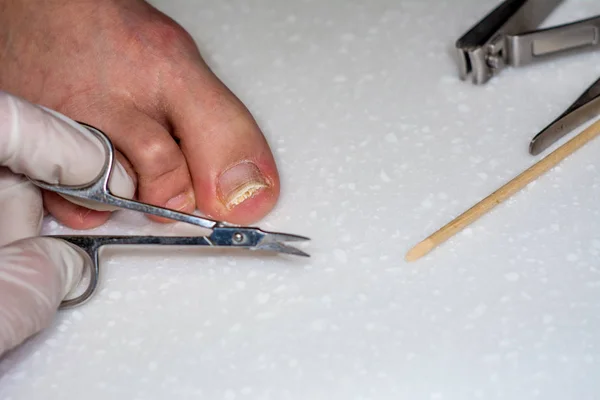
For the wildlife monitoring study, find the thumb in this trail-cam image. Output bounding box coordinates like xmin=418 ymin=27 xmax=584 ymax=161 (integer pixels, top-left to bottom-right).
xmin=0 ymin=91 xmax=135 ymax=210
xmin=0 ymin=237 xmax=87 ymax=357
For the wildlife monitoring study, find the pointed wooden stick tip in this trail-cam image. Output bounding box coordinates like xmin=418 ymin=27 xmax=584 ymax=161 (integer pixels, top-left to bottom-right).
xmin=405 ymin=238 xmax=435 ymax=262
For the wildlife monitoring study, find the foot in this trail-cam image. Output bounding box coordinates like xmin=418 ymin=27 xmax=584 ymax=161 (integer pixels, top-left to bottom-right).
xmin=0 ymin=0 xmax=280 ymax=228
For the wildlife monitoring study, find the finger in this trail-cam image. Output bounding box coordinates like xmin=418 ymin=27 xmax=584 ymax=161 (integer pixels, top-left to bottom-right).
xmin=0 ymin=93 xmax=135 ymax=200
xmin=0 ymin=164 xmax=107 ymax=243
xmin=39 ymin=105 xmax=137 ymax=208
xmin=71 ymin=107 xmax=196 ymax=223
xmin=0 ymin=165 xmax=86 ymax=356
xmin=0 ymin=168 xmax=43 ymax=246
xmin=42 ymin=150 xmax=137 ymax=230
xmin=0 ymin=91 xmax=135 ymax=231
xmin=165 ymin=59 xmax=280 ymax=225
xmin=0 ymin=237 xmax=86 ymax=357
xmin=43 ymin=191 xmax=112 ymax=230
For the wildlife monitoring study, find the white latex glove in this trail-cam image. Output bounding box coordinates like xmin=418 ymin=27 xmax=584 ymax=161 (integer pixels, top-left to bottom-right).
xmin=0 ymin=91 xmax=135 ymax=357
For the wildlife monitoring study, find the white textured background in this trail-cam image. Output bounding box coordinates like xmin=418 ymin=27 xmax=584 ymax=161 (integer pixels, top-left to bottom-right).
xmin=2 ymin=0 xmax=600 ymax=399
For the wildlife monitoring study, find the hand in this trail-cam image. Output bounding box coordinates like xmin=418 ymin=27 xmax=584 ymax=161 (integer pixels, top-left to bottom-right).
xmin=0 ymin=91 xmax=135 ymax=357
xmin=0 ymin=0 xmax=280 ymax=229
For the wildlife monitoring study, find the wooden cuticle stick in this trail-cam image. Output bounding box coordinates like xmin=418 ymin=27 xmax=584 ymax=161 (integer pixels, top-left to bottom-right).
xmin=406 ymin=118 xmax=600 ymax=262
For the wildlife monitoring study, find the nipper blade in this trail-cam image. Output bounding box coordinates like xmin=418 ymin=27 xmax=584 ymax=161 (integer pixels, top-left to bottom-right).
xmin=530 ymin=77 xmax=600 ymax=155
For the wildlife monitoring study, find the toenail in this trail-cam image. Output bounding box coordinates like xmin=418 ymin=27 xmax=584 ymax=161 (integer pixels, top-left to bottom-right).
xmin=78 ymin=208 xmax=92 ymax=222
xmin=166 ymin=190 xmax=195 ymax=211
xmin=218 ymin=161 xmax=268 ymax=209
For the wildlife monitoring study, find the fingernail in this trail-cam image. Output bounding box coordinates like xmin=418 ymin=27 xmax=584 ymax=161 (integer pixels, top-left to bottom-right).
xmin=166 ymin=190 xmax=195 ymax=211
xmin=218 ymin=161 xmax=268 ymax=209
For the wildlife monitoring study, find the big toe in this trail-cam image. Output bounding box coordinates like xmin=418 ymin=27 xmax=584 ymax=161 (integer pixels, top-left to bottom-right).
xmin=166 ymin=65 xmax=280 ymax=225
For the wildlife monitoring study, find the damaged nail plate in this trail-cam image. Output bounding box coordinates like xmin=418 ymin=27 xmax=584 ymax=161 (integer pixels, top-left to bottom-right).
xmin=218 ymin=161 xmax=268 ymax=209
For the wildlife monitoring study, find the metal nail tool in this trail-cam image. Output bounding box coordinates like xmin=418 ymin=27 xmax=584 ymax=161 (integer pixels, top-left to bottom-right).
xmin=455 ymin=0 xmax=600 ymax=154
xmin=30 ymin=122 xmax=310 ymax=309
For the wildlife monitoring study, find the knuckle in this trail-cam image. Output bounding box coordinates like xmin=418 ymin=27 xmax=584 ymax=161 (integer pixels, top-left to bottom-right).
xmin=122 ymin=18 xmax=200 ymax=90
xmin=154 ymin=20 xmax=196 ymax=49
xmin=135 ymin=136 xmax=178 ymax=175
xmin=129 ymin=18 xmax=197 ymax=59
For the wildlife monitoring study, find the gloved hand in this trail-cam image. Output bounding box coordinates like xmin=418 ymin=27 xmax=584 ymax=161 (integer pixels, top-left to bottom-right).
xmin=0 ymin=91 xmax=135 ymax=357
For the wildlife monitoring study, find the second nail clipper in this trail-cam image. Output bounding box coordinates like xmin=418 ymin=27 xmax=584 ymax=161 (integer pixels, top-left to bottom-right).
xmin=455 ymin=0 xmax=600 ymax=155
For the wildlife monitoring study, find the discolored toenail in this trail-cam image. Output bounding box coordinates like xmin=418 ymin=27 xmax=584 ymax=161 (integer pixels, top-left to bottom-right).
xmin=217 ymin=161 xmax=268 ymax=210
